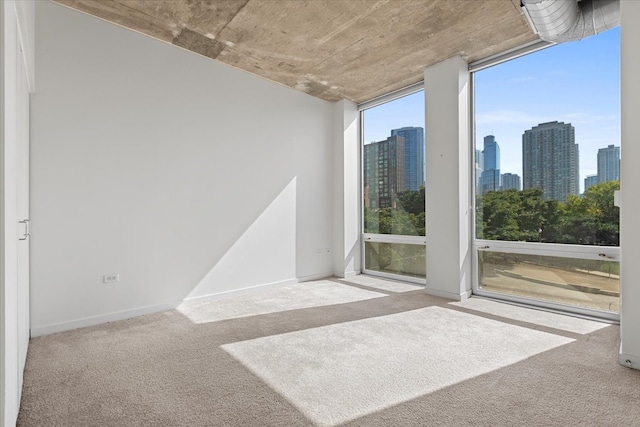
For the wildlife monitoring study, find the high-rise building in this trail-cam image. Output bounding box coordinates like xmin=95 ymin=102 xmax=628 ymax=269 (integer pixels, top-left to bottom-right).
xmin=475 ymin=149 xmax=484 ymax=195
xmin=501 ymin=173 xmax=521 ymax=191
xmin=483 ymin=135 xmax=500 ymax=170
xmin=481 ymin=135 xmax=500 ymax=194
xmin=522 ymin=121 xmax=579 ymax=202
xmin=363 ymin=136 xmax=406 ymax=208
xmin=597 ymin=144 xmax=620 ymax=183
xmin=391 ymin=127 xmax=424 ymax=191
xmin=584 ymin=174 xmax=599 ymax=191
xmin=482 ymin=170 xmax=501 ymax=193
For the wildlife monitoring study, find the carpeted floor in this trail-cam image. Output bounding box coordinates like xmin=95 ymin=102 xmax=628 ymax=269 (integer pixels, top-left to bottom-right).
xmin=17 ymin=276 xmax=640 ymax=426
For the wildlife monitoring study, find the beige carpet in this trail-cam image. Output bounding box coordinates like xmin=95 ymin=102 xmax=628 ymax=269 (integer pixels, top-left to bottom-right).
xmin=17 ymin=276 xmax=640 ymax=426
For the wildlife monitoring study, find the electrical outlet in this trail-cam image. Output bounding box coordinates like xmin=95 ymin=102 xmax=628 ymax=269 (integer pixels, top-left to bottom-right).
xmin=103 ymin=274 xmax=120 ymax=284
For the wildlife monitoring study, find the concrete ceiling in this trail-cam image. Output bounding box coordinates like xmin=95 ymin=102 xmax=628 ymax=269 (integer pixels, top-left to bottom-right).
xmin=52 ymin=0 xmax=538 ymax=103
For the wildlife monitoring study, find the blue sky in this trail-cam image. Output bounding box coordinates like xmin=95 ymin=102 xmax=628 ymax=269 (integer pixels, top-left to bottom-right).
xmin=363 ymin=27 xmax=620 ymax=193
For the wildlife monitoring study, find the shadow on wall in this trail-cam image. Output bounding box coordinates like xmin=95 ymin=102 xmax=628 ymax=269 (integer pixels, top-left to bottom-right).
xmin=28 ymin=0 xmax=335 ymax=334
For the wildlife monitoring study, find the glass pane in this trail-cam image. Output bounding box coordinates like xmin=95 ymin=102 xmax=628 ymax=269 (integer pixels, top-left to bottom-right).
xmin=474 ymin=29 xmax=620 ymax=246
xmin=478 ymin=251 xmax=619 ymax=313
xmin=363 ymin=91 xmax=425 ymax=236
xmin=364 ymin=242 xmax=425 ymax=279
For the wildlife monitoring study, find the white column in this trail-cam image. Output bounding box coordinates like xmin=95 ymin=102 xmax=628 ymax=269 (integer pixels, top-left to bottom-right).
xmin=424 ymin=56 xmax=472 ymax=300
xmin=619 ymin=0 xmax=640 ymax=370
xmin=333 ymin=100 xmax=360 ymax=278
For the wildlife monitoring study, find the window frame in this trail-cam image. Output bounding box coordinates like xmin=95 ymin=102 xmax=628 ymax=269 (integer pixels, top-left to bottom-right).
xmin=358 ymin=83 xmax=426 ymax=285
xmin=469 ymin=40 xmax=621 ymax=322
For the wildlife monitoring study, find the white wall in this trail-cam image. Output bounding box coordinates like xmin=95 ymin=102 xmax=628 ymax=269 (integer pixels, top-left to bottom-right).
xmin=14 ymin=0 xmax=34 ymax=92
xmin=619 ymin=0 xmax=640 ymax=370
xmin=31 ymin=1 xmax=335 ymax=335
xmin=424 ymin=57 xmax=472 ymax=300
xmin=1 ymin=5 xmax=18 ymax=424
xmin=2 ymin=1 xmax=34 ymax=424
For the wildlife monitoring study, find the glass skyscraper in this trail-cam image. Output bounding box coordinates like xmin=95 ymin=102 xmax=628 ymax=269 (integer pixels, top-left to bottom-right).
xmin=391 ymin=127 xmax=424 ymax=191
xmin=475 ymin=149 xmax=484 ymax=195
xmin=481 ymin=135 xmax=500 ymax=194
xmin=523 ymin=121 xmax=579 ymax=202
xmin=597 ymin=144 xmax=620 ymax=183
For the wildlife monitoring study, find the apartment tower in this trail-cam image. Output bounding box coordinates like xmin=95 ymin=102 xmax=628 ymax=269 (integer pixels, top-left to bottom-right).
xmin=391 ymin=127 xmax=425 ymax=191
xmin=597 ymin=144 xmax=621 ymax=183
xmin=523 ymin=121 xmax=579 ymax=202
xmin=363 ymin=136 xmax=406 ymax=208
xmin=501 ymin=173 xmax=521 ymax=191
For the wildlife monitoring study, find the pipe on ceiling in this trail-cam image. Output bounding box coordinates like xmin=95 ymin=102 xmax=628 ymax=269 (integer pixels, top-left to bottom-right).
xmin=521 ymin=0 xmax=620 ymax=43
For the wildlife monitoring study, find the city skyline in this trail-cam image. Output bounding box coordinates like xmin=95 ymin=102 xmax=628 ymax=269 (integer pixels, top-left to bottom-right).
xmin=475 ymin=28 xmax=619 ymax=193
xmin=365 ymin=118 xmax=617 ymax=198
xmin=475 ymin=126 xmax=618 ymax=197
xmin=363 ymin=27 xmax=619 ymax=194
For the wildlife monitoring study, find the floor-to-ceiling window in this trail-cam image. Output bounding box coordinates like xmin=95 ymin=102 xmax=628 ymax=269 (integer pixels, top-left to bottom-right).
xmin=472 ymin=28 xmax=620 ymax=319
xmin=360 ymin=88 xmax=426 ymax=284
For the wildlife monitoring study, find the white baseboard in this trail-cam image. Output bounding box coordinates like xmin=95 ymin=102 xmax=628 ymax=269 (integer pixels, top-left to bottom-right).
xmin=179 ymin=272 xmax=335 ymax=307
xmin=31 ymin=302 xmax=180 ymax=337
xmin=424 ymin=287 xmax=472 ymax=301
xmin=31 ymin=272 xmax=341 ymax=337
xmin=180 ymin=278 xmax=299 ymax=307
xmin=619 ymin=346 xmax=640 ymax=370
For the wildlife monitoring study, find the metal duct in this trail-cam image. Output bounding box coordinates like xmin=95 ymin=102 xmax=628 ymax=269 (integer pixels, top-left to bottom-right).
xmin=521 ymin=0 xmax=620 ymax=43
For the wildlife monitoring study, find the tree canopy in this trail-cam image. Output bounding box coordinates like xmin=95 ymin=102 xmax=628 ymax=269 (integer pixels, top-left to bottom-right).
xmin=477 ymin=180 xmax=619 ymax=246
xmin=364 ymin=181 xmax=620 ymax=246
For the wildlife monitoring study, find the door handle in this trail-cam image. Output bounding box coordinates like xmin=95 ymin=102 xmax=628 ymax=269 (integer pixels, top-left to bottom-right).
xmin=18 ymin=219 xmax=30 ymax=241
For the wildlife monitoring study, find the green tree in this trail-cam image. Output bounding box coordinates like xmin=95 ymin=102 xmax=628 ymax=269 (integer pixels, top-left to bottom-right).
xmin=364 ymin=207 xmax=423 ymax=236
xmin=479 ymin=188 xmax=566 ymax=243
xmin=364 ymin=187 xmax=426 ymax=237
xmin=479 ymin=190 xmax=522 ymax=241
xmin=477 ymin=181 xmax=619 ymax=246
xmin=397 ymin=187 xmax=425 ymax=215
xmin=516 ymin=188 xmax=547 ymax=241
xmin=538 ymin=199 xmax=562 ymax=242
xmin=558 ymin=194 xmax=598 ymax=244
xmin=559 ymin=180 xmax=619 ymax=246
xmin=371 ymin=180 xmax=619 ymax=246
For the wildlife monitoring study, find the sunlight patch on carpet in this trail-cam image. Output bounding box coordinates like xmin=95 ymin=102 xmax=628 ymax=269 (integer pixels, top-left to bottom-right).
xmin=177 ymin=281 xmax=387 ymax=323
xmin=222 ymin=306 xmax=573 ymax=426
xmin=449 ymin=298 xmax=610 ymax=334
